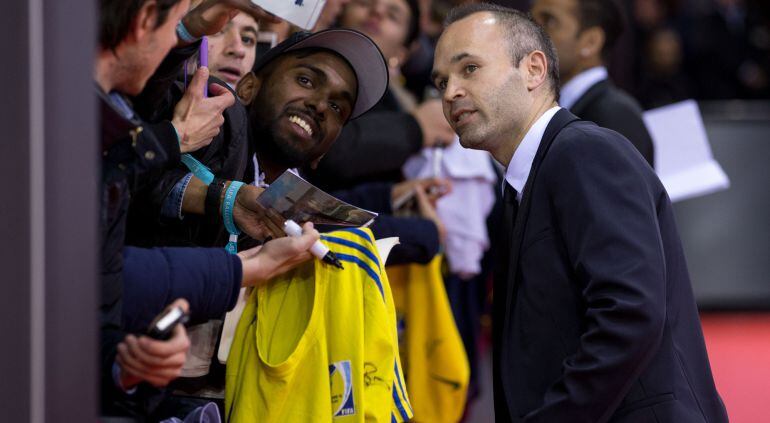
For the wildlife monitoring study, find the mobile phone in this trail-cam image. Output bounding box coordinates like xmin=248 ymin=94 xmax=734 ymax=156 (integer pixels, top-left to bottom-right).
xmin=256 ymin=31 xmax=278 ymax=60
xmin=146 ymin=306 xmax=189 ymax=341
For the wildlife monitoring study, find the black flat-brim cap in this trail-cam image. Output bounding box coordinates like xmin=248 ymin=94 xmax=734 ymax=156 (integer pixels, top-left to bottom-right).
xmin=252 ymin=29 xmax=388 ymax=120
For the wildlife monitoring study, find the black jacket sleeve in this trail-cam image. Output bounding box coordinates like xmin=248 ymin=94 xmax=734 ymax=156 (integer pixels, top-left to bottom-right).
xmin=330 ymin=182 xmax=394 ymax=214
xmin=327 ymin=183 xmax=439 ymax=265
xmin=371 ymin=215 xmax=439 ymax=265
xmin=307 ymin=111 xmax=423 ymax=190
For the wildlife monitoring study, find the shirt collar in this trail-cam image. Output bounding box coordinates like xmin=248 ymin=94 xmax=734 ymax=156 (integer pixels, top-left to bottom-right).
xmin=559 ymin=66 xmax=608 ymax=109
xmin=504 ymin=106 xmax=561 ymax=203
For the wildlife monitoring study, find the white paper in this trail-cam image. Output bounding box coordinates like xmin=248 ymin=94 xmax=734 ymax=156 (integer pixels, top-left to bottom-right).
xmin=643 ymin=100 xmax=730 ymax=202
xmin=375 ymin=237 xmax=400 ymax=264
xmin=252 ymin=0 xmax=327 ymax=30
xmin=218 ymin=287 xmax=250 ymax=364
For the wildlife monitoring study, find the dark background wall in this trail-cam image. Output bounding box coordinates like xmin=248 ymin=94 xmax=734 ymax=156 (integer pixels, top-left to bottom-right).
xmin=0 ymin=0 xmax=97 ymax=421
xmin=677 ymin=102 xmax=770 ymax=310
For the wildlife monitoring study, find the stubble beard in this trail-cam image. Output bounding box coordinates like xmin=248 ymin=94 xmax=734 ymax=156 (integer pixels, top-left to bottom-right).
xmin=252 ymin=106 xmax=315 ymax=169
xmin=457 ymin=118 xmax=492 ymax=151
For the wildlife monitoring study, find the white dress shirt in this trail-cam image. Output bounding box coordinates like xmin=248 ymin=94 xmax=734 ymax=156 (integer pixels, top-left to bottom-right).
xmin=503 ymin=106 xmax=561 ymax=203
xmin=558 ymin=66 xmax=608 ymax=109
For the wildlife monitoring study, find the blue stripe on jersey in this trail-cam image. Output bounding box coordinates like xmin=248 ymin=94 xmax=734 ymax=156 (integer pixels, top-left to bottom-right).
xmin=335 ymin=253 xmax=385 ymax=300
xmin=337 ymin=228 xmax=375 ymax=247
xmin=392 ymin=381 xmax=410 ymax=421
xmin=391 ymin=412 xmax=397 ymax=423
xmin=394 ymin=361 xmax=413 ymax=415
xmin=321 ymin=235 xmax=380 ymax=267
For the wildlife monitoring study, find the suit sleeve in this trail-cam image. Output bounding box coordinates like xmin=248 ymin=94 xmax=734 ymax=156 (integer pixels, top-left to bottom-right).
xmin=525 ymin=128 xmax=666 ymax=423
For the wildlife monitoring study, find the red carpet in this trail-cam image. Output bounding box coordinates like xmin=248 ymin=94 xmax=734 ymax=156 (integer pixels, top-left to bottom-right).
xmin=700 ymin=313 xmax=770 ymax=423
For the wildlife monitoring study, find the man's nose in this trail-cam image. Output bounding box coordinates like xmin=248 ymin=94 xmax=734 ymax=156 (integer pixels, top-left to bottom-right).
xmin=226 ymin=34 xmax=247 ymax=59
xmin=443 ymin=77 xmax=465 ymax=103
xmin=370 ymin=0 xmax=386 ymax=18
xmin=305 ymin=95 xmax=328 ymax=121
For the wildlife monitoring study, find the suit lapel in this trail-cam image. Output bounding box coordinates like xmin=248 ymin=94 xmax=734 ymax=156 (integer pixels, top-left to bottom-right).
xmin=494 ymin=108 xmax=579 ymax=421
xmin=503 ymin=108 xmax=579 ymax=325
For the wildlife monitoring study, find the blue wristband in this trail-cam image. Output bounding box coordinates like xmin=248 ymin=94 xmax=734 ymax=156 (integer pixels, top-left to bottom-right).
xmin=176 ymin=21 xmax=200 ymax=43
xmin=180 ymin=154 xmax=215 ymax=185
xmin=173 ymin=122 xmax=215 ymax=185
xmin=222 ymin=181 xmax=245 ymax=254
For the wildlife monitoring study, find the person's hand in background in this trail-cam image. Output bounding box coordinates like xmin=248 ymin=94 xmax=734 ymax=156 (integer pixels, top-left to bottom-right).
xmin=182 ymin=0 xmax=282 ymax=43
xmin=413 ymin=99 xmax=455 ymax=148
xmin=391 ymin=177 xmax=452 ymax=208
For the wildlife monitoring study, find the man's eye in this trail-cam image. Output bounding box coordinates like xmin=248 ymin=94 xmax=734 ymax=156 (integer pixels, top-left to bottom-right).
xmin=242 ymin=36 xmax=255 ymax=46
xmin=297 ymin=76 xmax=313 ymax=87
xmin=465 ymin=64 xmax=478 ymax=74
xmin=436 ymin=79 xmax=447 ymax=91
xmin=330 ymin=102 xmax=342 ymax=114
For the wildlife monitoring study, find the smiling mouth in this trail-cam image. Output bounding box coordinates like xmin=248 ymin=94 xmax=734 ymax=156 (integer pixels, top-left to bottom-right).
xmin=288 ymin=114 xmax=314 ymax=137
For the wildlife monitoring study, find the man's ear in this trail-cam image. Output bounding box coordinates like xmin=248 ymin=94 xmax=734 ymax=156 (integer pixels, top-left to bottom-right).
xmin=525 ymin=50 xmax=548 ymax=91
xmin=309 ymin=154 xmax=325 ymax=170
xmin=577 ymin=26 xmax=605 ymax=59
xmin=132 ymin=0 xmax=159 ymax=42
xmin=236 ymin=72 xmax=262 ymax=105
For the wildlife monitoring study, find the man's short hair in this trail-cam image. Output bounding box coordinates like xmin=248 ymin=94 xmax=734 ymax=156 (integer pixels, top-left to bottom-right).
xmin=575 ymin=0 xmax=625 ymax=61
xmin=445 ymin=3 xmax=560 ymax=102
xmin=99 ymin=0 xmax=183 ymax=50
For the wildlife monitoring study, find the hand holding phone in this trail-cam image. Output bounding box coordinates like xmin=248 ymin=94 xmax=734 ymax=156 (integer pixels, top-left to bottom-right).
xmin=117 ymin=299 xmax=191 ymax=388
xmin=146 ymin=305 xmax=190 ymax=340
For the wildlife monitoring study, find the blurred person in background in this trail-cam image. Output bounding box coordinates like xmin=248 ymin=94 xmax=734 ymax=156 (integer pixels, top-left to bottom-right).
xmin=531 ymin=0 xmax=655 ymax=166
xmin=206 ymin=12 xmax=260 ymax=87
xmin=684 ymin=0 xmax=769 ymax=99
xmin=636 ymin=26 xmax=692 ymax=108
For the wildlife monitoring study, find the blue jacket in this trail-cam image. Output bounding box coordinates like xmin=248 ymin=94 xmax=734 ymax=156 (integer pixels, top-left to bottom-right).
xmin=122 ymin=246 xmax=242 ymax=333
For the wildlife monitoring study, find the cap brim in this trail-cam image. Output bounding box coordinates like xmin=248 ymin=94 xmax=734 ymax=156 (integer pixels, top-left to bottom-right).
xmin=285 ymin=29 xmax=388 ymax=119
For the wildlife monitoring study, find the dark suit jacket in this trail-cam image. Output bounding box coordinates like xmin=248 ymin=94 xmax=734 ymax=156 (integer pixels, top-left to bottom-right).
xmin=493 ymin=109 xmax=727 ymax=422
xmin=570 ymin=79 xmax=655 ymax=167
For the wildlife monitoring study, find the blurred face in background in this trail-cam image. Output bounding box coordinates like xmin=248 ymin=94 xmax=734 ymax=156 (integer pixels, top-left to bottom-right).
xmin=207 ymin=13 xmax=259 ymax=87
xmin=339 ymin=0 xmax=412 ymax=64
xmin=315 ymin=0 xmax=353 ymax=31
xmin=117 ymin=0 xmax=191 ymax=95
xmin=531 ymin=0 xmax=583 ymax=81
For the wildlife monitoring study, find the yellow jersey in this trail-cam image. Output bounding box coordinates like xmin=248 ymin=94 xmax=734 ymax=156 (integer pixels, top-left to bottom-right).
xmin=225 ymin=228 xmax=412 ymax=422
xmin=387 ymin=256 xmax=470 ymax=422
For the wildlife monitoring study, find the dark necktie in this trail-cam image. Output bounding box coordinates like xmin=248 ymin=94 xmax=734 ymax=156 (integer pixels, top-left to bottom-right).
xmin=492 ymin=182 xmax=521 ymax=420
xmin=502 ymin=183 xmax=519 ymax=243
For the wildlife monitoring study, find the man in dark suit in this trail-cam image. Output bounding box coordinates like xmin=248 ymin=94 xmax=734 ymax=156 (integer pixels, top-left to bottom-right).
xmin=531 ymin=0 xmax=654 ymax=167
xmin=432 ymin=4 xmax=727 ymax=422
